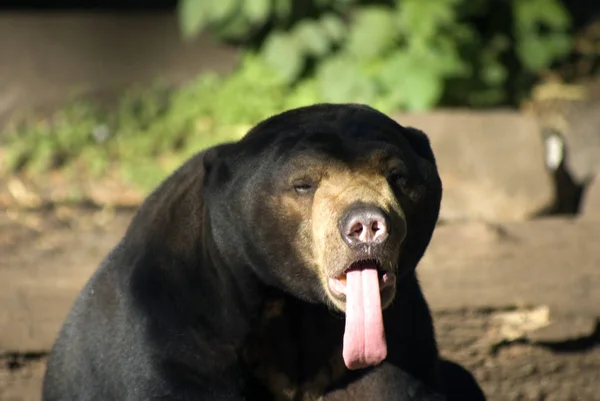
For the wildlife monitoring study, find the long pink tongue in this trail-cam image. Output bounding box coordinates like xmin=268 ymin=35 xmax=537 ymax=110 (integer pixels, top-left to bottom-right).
xmin=342 ymin=267 xmax=387 ymax=370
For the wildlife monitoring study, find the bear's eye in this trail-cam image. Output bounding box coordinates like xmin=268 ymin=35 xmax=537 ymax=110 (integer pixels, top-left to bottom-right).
xmin=388 ymin=169 xmax=411 ymax=193
xmin=292 ymin=179 xmax=314 ymax=195
xmin=388 ymin=169 xmax=404 ymax=183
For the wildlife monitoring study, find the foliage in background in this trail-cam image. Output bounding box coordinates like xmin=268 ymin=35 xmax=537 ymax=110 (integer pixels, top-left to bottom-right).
xmin=1 ymin=0 xmax=577 ymax=195
xmin=179 ymin=0 xmax=573 ymax=110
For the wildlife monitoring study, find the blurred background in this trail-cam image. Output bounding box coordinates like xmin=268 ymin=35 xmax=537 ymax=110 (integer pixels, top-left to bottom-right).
xmin=1 ymin=1 xmax=600 ymax=400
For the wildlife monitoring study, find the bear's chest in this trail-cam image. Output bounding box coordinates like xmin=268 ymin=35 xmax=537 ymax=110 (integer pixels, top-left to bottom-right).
xmin=242 ymin=298 xmax=348 ymax=401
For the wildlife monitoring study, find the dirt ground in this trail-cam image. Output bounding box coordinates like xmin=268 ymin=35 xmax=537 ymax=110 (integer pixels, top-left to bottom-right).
xmin=0 ymin=208 xmax=599 ymax=401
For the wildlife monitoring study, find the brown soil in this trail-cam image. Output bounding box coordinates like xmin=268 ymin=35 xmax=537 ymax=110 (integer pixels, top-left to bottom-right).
xmin=0 ymin=208 xmax=599 ymax=401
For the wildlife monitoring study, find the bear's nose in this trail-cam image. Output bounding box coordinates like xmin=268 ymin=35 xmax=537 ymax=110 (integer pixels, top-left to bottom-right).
xmin=340 ymin=205 xmax=389 ymax=246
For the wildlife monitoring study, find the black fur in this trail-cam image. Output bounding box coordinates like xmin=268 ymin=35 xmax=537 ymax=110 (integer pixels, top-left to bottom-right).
xmin=42 ymin=103 xmax=485 ymax=401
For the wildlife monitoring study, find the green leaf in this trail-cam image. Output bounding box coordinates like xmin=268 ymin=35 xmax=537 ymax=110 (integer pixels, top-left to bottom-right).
xmin=177 ymin=0 xmax=210 ymax=39
xmin=378 ymin=51 xmax=410 ymax=97
xmin=513 ymin=0 xmax=570 ymax=33
xmin=213 ymin=12 xmax=252 ymax=40
xmin=284 ymin=78 xmax=320 ymax=110
xmin=513 ymin=0 xmax=572 ymax=72
xmin=403 ymin=72 xmax=443 ymax=111
xmin=538 ymin=0 xmax=571 ymax=29
xmin=317 ymin=56 xmax=377 ymax=104
xmin=244 ymin=0 xmax=271 ymax=24
xmin=512 ymin=0 xmax=537 ymax=32
xmin=546 ymin=33 xmax=572 ymax=58
xmin=320 ymin=13 xmax=346 ymax=43
xmin=261 ymin=32 xmax=305 ymax=83
xmin=379 ymin=51 xmax=443 ymax=111
xmin=517 ymin=35 xmax=553 ymax=71
xmin=397 ymin=0 xmax=457 ymax=41
xmin=210 ymin=0 xmax=241 ymax=22
xmin=430 ymin=36 xmax=469 ymax=76
xmin=293 ymin=20 xmax=330 ymax=57
xmin=273 ymin=0 xmax=292 ymax=20
xmin=346 ymin=6 xmax=397 ymax=59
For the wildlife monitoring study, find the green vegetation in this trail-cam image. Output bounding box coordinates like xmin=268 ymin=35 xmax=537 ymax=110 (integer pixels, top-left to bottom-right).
xmin=180 ymin=0 xmax=573 ymax=109
xmin=1 ymin=0 xmax=577 ymax=194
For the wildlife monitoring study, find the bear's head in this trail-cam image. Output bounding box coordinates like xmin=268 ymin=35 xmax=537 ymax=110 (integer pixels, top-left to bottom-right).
xmin=203 ymin=103 xmax=442 ymax=370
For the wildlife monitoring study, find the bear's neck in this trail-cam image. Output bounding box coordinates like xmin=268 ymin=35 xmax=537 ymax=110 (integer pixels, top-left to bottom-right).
xmin=243 ymin=291 xmax=348 ymax=399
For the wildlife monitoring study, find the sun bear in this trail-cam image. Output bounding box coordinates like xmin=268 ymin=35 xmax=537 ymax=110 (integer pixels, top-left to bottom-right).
xmin=42 ymin=103 xmax=485 ymax=401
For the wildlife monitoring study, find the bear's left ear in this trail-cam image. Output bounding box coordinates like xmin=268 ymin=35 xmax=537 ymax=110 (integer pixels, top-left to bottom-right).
xmin=402 ymin=127 xmax=437 ymax=168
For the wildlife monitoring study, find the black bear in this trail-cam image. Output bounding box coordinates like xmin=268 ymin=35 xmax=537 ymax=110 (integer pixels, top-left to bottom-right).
xmin=42 ymin=103 xmax=485 ymax=401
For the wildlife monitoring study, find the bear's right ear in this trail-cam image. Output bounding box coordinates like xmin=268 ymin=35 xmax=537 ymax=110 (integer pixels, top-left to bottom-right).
xmin=201 ymin=142 xmax=236 ymax=185
xmin=202 ymin=146 xmax=221 ymax=176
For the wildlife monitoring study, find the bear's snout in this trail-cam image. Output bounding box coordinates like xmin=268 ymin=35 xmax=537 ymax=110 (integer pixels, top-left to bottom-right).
xmin=339 ymin=204 xmax=390 ymax=247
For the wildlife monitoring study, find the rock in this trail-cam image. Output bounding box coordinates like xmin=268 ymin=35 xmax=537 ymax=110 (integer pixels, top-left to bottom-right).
xmin=491 ymin=306 xmax=552 ymax=342
xmin=545 ymin=102 xmax=600 ymax=184
xmin=393 ymin=110 xmax=553 ymax=222
xmin=418 ymin=218 xmax=600 ymax=320
xmin=528 ymin=81 xmax=600 ymax=184
xmin=526 ymin=81 xmax=600 ymax=215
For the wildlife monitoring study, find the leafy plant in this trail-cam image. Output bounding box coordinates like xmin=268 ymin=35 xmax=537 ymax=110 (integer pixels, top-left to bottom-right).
xmin=178 ymin=0 xmax=573 ymax=110
xmin=513 ymin=0 xmax=572 ymax=72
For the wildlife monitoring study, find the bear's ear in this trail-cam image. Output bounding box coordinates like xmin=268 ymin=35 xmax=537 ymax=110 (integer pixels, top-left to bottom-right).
xmin=202 ymin=145 xmax=221 ymax=176
xmin=201 ymin=142 xmax=236 ymax=185
xmin=402 ymin=127 xmax=437 ymax=168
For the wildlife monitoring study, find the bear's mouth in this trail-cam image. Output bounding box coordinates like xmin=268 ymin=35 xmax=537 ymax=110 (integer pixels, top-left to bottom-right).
xmin=327 ymin=258 xmax=395 ymax=298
